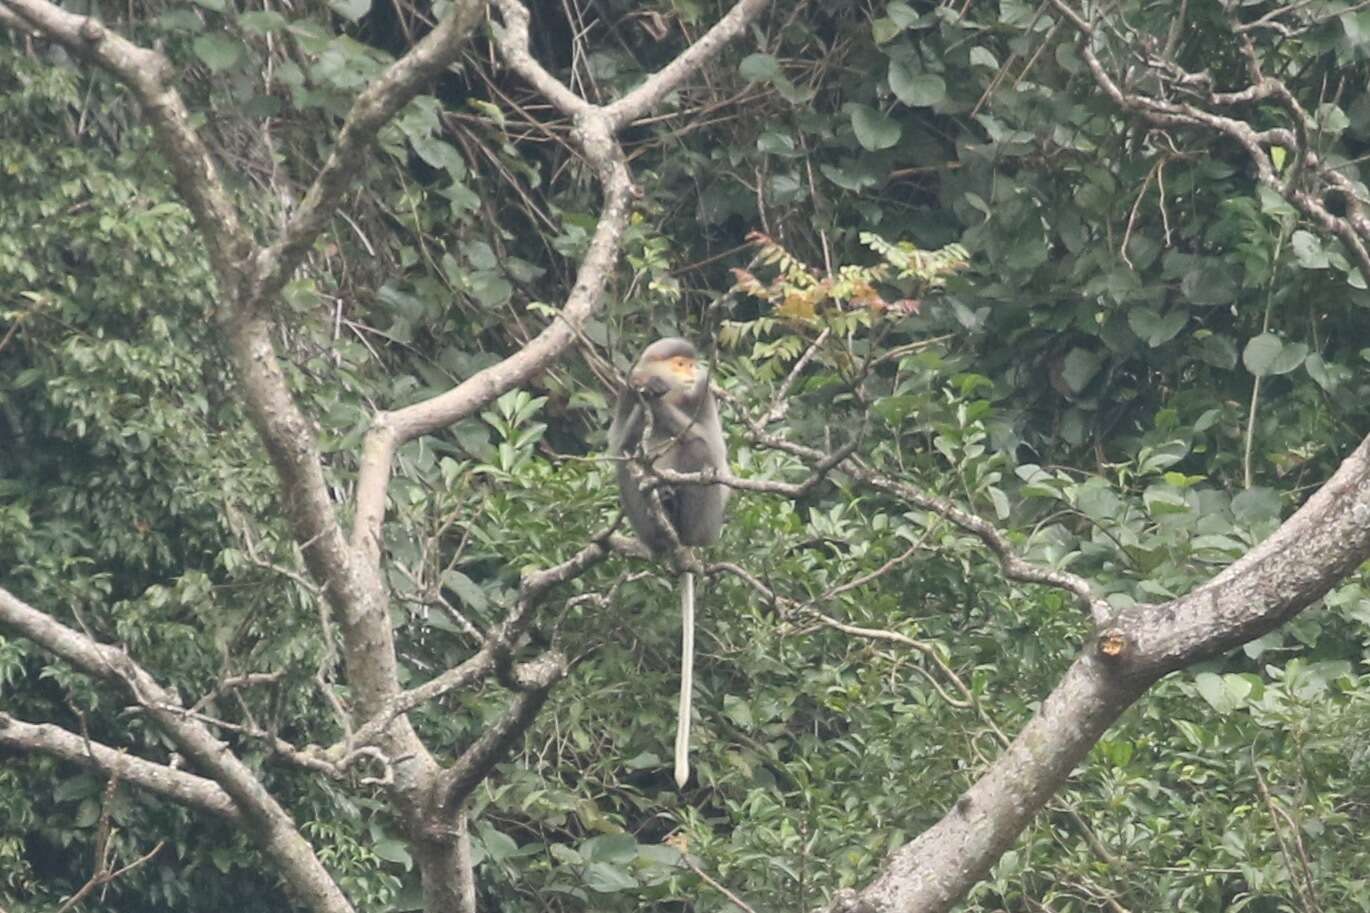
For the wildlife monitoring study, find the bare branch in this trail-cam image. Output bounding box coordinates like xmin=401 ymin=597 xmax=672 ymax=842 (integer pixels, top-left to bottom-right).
xmin=431 ymin=651 xmax=566 ymax=815
xmin=491 ymin=0 xmax=595 ymax=119
xmin=342 ymin=531 xmax=618 ymax=752
xmin=763 ymin=327 xmax=830 ymax=424
xmin=351 ymin=113 xmax=633 ymax=559
xmin=0 ymin=586 xmax=356 ymax=913
xmin=0 ymin=0 xmax=250 ymax=282
xmin=253 ymin=0 xmax=487 ymax=302
xmin=0 ymin=713 xmax=239 ymax=820
xmin=55 ymin=775 xmax=165 ymax=913
xmin=0 ymin=4 xmax=29 ymax=31
xmin=189 ymin=671 xmax=285 ymax=714
xmin=670 ymin=843 xmax=761 ymax=913
xmin=1060 ymin=3 xmax=1370 ymax=281
xmin=603 ymin=0 xmax=770 ymax=129
xmin=738 ymin=422 xmax=1110 ymax=623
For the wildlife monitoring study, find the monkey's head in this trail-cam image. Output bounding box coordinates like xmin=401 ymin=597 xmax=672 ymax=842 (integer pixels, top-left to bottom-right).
xmin=628 ymin=337 xmax=704 ymax=401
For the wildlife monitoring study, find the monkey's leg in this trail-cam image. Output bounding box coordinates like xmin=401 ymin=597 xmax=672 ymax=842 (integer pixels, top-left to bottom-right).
xmin=674 ymin=570 xmax=695 ymax=788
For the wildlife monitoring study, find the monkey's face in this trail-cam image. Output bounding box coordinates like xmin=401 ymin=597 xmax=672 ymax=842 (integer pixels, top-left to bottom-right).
xmin=630 ymin=352 xmax=700 ymax=402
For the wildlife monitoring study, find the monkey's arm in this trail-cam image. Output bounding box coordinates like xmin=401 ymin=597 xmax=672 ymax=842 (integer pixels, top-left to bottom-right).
xmin=646 ymin=398 xmax=710 ymax=439
xmin=607 ymin=393 xmax=644 ymax=454
xmin=609 ymin=390 xmax=678 ymax=553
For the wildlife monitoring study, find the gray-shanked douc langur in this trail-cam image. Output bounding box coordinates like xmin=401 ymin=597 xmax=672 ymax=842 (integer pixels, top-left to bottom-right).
xmin=608 ymin=337 xmax=728 ymax=788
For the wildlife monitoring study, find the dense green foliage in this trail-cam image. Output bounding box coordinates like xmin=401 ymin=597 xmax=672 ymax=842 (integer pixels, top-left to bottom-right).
xmin=3 ymin=0 xmax=1370 ymax=910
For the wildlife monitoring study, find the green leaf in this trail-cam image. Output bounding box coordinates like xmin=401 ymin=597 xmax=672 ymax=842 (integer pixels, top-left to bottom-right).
xmin=1127 ymin=306 xmax=1188 ymax=347
xmin=987 ymin=486 xmax=1010 ymax=519
xmin=583 ymin=834 xmax=637 ymax=864
xmin=1195 ymin=333 xmax=1237 ymax=369
xmin=1244 ymin=334 xmax=1306 ymax=376
xmin=871 ymin=17 xmax=901 ymax=44
xmin=372 ymin=838 xmax=413 ymax=869
xmin=1180 ymin=266 xmax=1236 ymax=306
xmin=239 ymin=10 xmax=287 ymax=32
xmin=1060 ymin=347 xmax=1101 ymax=393
xmin=1243 ymin=630 xmax=1285 ymax=660
xmin=156 ymin=9 xmax=205 ymax=32
xmin=410 ymin=135 xmax=467 ymax=178
xmin=549 ymin=843 xmax=582 ymax=864
xmin=1291 ymin=229 xmax=1330 ymax=269
xmin=1191 ymin=534 xmax=1246 ymax=557
xmin=1143 ymin=485 xmax=1190 ymax=515
xmin=1231 ymin=486 xmax=1281 ymax=523
xmin=723 ymin=693 xmax=754 ymax=729
xmin=849 ymin=104 xmax=901 ymax=150
xmin=1194 ymin=672 xmax=1252 ymax=714
xmin=1243 ymin=333 xmax=1282 ymax=376
xmin=584 ymin=862 xmax=638 ymax=893
xmin=820 ymin=162 xmax=879 ymax=191
xmin=1268 ymin=341 xmax=1308 ymax=374
xmin=757 ymin=131 xmax=797 ymax=155
xmin=54 ymin=775 xmax=102 ymax=802
xmin=1305 ymin=353 xmax=1346 ymax=391
xmin=329 ymin=0 xmax=370 ymax=19
xmin=889 ymin=62 xmax=946 ymax=107
xmin=886 ymin=1 xmax=921 ymax=27
xmin=192 ymin=33 xmax=243 ymax=72
xmin=443 ymin=570 xmax=487 ymax=612
xmin=477 ymin=824 xmax=519 ymax=862
xmin=623 ymin=751 xmax=660 ymax=770
xmin=75 ymin=799 xmax=101 ymax=828
xmin=970 ymin=46 xmax=999 ymax=68
xmin=739 ymin=53 xmax=781 ymax=83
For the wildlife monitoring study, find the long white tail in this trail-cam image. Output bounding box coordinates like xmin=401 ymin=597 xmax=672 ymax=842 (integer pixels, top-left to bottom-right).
xmin=675 ymin=571 xmax=695 ymax=788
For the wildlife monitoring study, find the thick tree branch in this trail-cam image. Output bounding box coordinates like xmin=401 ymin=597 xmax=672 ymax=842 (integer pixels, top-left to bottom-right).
xmin=350 ymin=118 xmax=632 ymax=558
xmin=828 ymin=655 xmax=1145 ymax=913
xmin=430 ymin=651 xmax=566 ymax=818
xmin=252 ymin=0 xmax=486 ymax=302
xmin=341 ymin=532 xmax=616 ymax=752
xmin=0 ymin=0 xmax=251 ymax=282
xmin=1126 ymin=434 xmax=1370 ymax=671
xmin=0 ymin=713 xmax=239 ymax=820
xmin=602 ymin=0 xmax=769 ymax=129
xmin=0 ymin=586 xmax=355 ymax=913
xmin=830 ymin=431 xmax=1370 ymax=912
xmin=491 ymin=0 xmax=594 ymax=118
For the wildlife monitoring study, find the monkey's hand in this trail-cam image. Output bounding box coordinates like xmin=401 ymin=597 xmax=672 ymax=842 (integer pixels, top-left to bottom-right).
xmin=635 ymin=375 xmax=671 ymax=398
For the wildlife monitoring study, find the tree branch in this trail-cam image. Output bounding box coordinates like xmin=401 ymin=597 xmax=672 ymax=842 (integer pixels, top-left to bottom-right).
xmin=0 ymin=0 xmax=251 ymax=282
xmin=252 ymin=0 xmax=487 ymax=303
xmin=430 ymin=651 xmax=566 ymax=818
xmin=830 ymin=434 xmax=1370 ymax=911
xmin=350 ymin=118 xmax=633 ymax=559
xmin=602 ymin=0 xmax=770 ymax=129
xmin=341 ymin=531 xmax=617 ymax=753
xmin=739 ymin=421 xmax=1111 ymax=623
xmin=491 ymin=0 xmax=595 ymax=119
xmin=0 ymin=713 xmax=239 ymax=820
xmin=0 ymin=586 xmax=355 ymax=913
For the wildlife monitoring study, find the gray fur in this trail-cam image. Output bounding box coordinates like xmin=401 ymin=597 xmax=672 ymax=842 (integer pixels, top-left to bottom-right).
xmin=608 ymin=337 xmax=729 ymax=787
xmin=608 ymin=337 xmax=729 ymax=552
